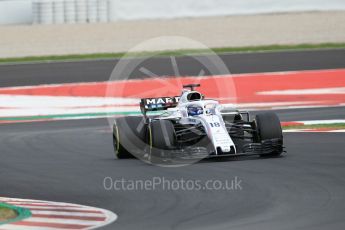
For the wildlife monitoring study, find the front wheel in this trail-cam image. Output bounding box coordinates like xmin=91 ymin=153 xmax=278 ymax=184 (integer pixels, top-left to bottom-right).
xmin=255 ymin=112 xmax=283 ymax=157
xmin=149 ymin=120 xmax=176 ymax=164
xmin=113 ymin=116 xmax=147 ymax=159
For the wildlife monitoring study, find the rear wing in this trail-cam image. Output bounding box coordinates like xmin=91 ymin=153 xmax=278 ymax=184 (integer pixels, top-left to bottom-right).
xmin=140 ymin=96 xmax=180 ymax=115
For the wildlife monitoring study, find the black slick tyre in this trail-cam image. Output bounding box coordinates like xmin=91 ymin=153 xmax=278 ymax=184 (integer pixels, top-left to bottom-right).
xmin=255 ymin=112 xmax=283 ymax=157
xmin=113 ymin=116 xmax=147 ymax=159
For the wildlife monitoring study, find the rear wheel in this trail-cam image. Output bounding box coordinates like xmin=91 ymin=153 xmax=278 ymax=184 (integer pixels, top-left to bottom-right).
xmin=113 ymin=116 xmax=147 ymax=159
xmin=150 ymin=120 xmax=176 ymax=163
xmin=255 ymin=112 xmax=283 ymax=156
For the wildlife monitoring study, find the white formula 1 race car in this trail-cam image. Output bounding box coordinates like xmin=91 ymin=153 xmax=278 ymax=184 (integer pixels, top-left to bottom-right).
xmin=113 ymin=84 xmax=284 ymax=163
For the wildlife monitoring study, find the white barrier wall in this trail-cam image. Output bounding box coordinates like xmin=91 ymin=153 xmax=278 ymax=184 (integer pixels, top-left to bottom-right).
xmin=0 ymin=0 xmax=32 ymax=24
xmin=108 ymin=0 xmax=345 ymax=21
xmin=1 ymin=0 xmax=345 ymax=25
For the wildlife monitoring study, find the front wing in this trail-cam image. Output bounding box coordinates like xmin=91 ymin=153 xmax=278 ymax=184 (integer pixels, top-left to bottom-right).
xmin=157 ymin=138 xmax=284 ymax=160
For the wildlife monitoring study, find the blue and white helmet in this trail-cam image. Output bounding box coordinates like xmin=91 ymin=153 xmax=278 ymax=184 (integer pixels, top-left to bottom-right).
xmin=187 ymin=105 xmax=203 ymax=116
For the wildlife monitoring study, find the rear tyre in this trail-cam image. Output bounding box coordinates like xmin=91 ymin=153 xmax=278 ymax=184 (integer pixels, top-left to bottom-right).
xmin=255 ymin=112 xmax=283 ymax=157
xmin=150 ymin=120 xmax=176 ymax=164
xmin=113 ymin=116 xmax=147 ymax=159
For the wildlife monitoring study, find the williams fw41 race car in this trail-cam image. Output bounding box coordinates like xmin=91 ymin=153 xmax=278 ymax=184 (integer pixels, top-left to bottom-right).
xmin=113 ymin=84 xmax=284 ymax=164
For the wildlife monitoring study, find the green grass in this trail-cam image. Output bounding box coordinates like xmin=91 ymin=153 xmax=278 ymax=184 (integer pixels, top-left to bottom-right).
xmin=283 ymin=123 xmax=345 ymax=130
xmin=0 ymin=206 xmax=17 ymax=222
xmin=1 ymin=43 xmax=345 ymax=64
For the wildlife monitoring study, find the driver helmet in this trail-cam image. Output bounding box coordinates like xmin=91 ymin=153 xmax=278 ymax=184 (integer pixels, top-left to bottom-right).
xmin=187 ymin=105 xmax=203 ymax=116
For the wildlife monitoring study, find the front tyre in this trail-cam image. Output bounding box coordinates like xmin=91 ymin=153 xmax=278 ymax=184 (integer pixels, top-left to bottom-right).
xmin=113 ymin=116 xmax=147 ymax=159
xmin=255 ymin=112 xmax=283 ymax=157
xmin=113 ymin=122 xmax=131 ymax=159
xmin=150 ymin=120 xmax=176 ymax=164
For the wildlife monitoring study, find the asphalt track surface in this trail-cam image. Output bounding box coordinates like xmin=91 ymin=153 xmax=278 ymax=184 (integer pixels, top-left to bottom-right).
xmin=1 ymin=50 xmax=345 ymax=230
xmin=0 ymin=49 xmax=345 ymax=87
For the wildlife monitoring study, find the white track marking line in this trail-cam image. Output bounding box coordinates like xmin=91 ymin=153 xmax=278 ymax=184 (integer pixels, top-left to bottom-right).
xmin=283 ymin=129 xmax=299 ymax=132
xmin=297 ymin=119 xmax=345 ymax=125
xmin=284 ymin=129 xmax=345 ymax=133
xmin=282 ymin=119 xmax=345 ymax=132
xmin=329 ymin=129 xmax=345 ymax=132
xmin=257 ymin=87 xmax=345 ymax=95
